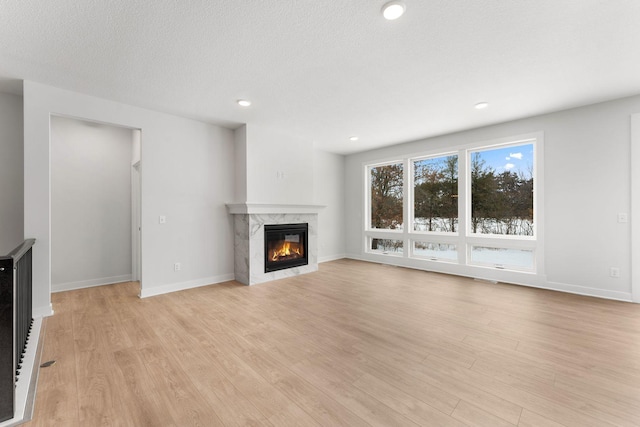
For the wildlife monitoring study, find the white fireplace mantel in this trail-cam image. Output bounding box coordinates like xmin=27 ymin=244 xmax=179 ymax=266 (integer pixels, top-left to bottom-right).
xmin=226 ymin=203 xmax=325 ymax=215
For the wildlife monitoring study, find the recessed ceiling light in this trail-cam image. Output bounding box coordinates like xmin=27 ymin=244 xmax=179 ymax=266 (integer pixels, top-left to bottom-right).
xmin=237 ymin=99 xmax=251 ymax=107
xmin=349 ymin=136 xmax=359 ymax=141
xmin=382 ymin=1 xmax=406 ymax=20
xmin=475 ymin=102 xmax=489 ymax=109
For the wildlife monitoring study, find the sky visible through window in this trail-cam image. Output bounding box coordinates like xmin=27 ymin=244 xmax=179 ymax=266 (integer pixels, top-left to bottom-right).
xmin=475 ymin=144 xmax=534 ymax=179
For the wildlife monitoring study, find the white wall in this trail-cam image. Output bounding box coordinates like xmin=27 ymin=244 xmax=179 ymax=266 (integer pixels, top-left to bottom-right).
xmin=24 ymin=81 xmax=236 ymax=315
xmin=313 ymin=150 xmax=346 ymax=262
xmin=234 ymin=124 xmax=346 ymax=262
xmin=345 ymin=95 xmax=640 ymax=301
xmin=0 ymin=92 xmax=23 ymax=254
xmin=50 ymin=116 xmax=133 ymax=291
xmin=132 ymin=129 xmax=141 ymax=164
xmin=233 ymin=125 xmax=247 ymax=203
xmin=245 ymin=124 xmax=315 ymax=204
xmin=632 ymin=113 xmax=640 ymax=303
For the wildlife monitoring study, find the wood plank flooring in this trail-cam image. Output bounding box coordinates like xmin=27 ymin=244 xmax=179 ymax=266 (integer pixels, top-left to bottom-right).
xmin=24 ymin=259 xmax=640 ymax=426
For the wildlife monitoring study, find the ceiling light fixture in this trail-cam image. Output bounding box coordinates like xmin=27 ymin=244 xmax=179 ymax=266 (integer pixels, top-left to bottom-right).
xmin=237 ymin=99 xmax=252 ymax=107
xmin=382 ymin=1 xmax=406 ymax=20
xmin=475 ymin=102 xmax=489 ymax=109
xmin=349 ymin=136 xmax=359 ymax=141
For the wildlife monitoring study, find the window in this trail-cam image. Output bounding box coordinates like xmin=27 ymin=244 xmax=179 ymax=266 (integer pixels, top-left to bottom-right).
xmin=413 ymin=155 xmax=458 ymax=232
xmin=413 ymin=241 xmax=457 ymax=261
xmin=370 ymin=238 xmax=404 ymax=255
xmin=469 ymin=143 xmax=534 ymax=236
xmin=469 ymin=246 xmax=535 ymax=270
xmin=364 ymin=134 xmax=541 ymax=275
xmin=369 ymin=162 xmax=404 ymax=230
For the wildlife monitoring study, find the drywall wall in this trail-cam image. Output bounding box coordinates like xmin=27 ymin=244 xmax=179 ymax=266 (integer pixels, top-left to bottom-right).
xmin=245 ymin=124 xmax=315 ymax=204
xmin=632 ymin=113 xmax=640 ymax=303
xmin=233 ymin=125 xmax=247 ymax=203
xmin=345 ymin=95 xmax=640 ymax=301
xmin=231 ymin=125 xmax=346 ymax=263
xmin=313 ymin=150 xmax=346 ymax=262
xmin=50 ymin=116 xmax=133 ymax=291
xmin=132 ymin=129 xmax=141 ymax=164
xmin=24 ymin=81 xmax=235 ymax=315
xmin=0 ymin=92 xmax=23 ymax=254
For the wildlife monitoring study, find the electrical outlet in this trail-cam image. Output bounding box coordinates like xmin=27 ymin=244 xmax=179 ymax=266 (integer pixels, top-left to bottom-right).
xmin=610 ymin=267 xmax=620 ymax=278
xmin=174 ymin=262 xmax=181 ymax=272
xmin=159 ymin=215 xmax=167 ymax=224
xmin=618 ymin=213 xmax=628 ymax=223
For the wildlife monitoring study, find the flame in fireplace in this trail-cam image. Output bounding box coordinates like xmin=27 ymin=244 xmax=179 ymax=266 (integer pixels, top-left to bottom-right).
xmin=272 ymin=241 xmax=302 ymax=261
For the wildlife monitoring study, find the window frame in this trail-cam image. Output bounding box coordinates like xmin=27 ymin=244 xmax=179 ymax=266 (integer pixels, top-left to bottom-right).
xmin=466 ymin=140 xmax=537 ymax=240
xmin=363 ymin=132 xmax=544 ymax=276
xmin=410 ymin=152 xmax=460 ymax=236
xmin=365 ymin=159 xmax=405 ymax=233
xmin=368 ymin=236 xmax=405 ymax=257
xmin=410 ymin=238 xmax=459 ymax=263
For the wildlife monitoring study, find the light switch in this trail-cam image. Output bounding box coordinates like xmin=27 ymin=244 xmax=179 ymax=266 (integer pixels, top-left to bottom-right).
xmin=159 ymin=215 xmax=166 ymax=224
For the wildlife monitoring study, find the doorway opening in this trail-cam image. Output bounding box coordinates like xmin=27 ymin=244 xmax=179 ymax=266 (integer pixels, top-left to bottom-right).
xmin=50 ymin=116 xmax=142 ymax=292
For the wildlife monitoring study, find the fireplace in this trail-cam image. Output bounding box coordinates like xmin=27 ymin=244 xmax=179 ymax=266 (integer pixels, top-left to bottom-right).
xmin=227 ymin=203 xmax=322 ymax=285
xmin=264 ymin=223 xmax=308 ymax=273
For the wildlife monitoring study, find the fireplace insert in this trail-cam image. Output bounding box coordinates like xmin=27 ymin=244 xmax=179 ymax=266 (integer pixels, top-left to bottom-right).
xmin=264 ymin=223 xmax=308 ymax=273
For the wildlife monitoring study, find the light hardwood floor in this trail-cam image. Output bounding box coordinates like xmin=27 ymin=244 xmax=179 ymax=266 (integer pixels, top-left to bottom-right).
xmin=24 ymin=259 xmax=640 ymax=426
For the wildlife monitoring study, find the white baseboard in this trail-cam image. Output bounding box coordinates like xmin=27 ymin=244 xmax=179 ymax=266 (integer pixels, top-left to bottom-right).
xmin=139 ymin=273 xmax=235 ymax=298
xmin=343 ymin=255 xmax=635 ymax=303
xmin=542 ymin=281 xmax=632 ymax=302
xmin=318 ymin=254 xmax=347 ymax=263
xmin=52 ymin=274 xmax=132 ymax=293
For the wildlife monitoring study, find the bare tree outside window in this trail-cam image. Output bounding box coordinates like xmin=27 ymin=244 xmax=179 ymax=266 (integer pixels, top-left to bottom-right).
xmin=370 ymin=163 xmax=403 ymax=230
xmin=413 ymin=155 xmax=458 ymax=232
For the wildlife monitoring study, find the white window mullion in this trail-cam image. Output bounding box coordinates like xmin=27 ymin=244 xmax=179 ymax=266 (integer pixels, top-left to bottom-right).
xmin=533 ymin=134 xmax=545 ymax=276
xmin=458 ymin=148 xmax=469 ymax=265
xmin=403 ymin=158 xmax=411 ymax=258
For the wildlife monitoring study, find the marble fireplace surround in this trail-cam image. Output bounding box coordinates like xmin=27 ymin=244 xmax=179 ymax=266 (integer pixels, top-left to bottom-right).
xmin=226 ymin=203 xmax=325 ymax=285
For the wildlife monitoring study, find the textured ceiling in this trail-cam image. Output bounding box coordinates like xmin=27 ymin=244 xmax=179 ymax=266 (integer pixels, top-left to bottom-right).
xmin=1 ymin=0 xmax=639 ymax=154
